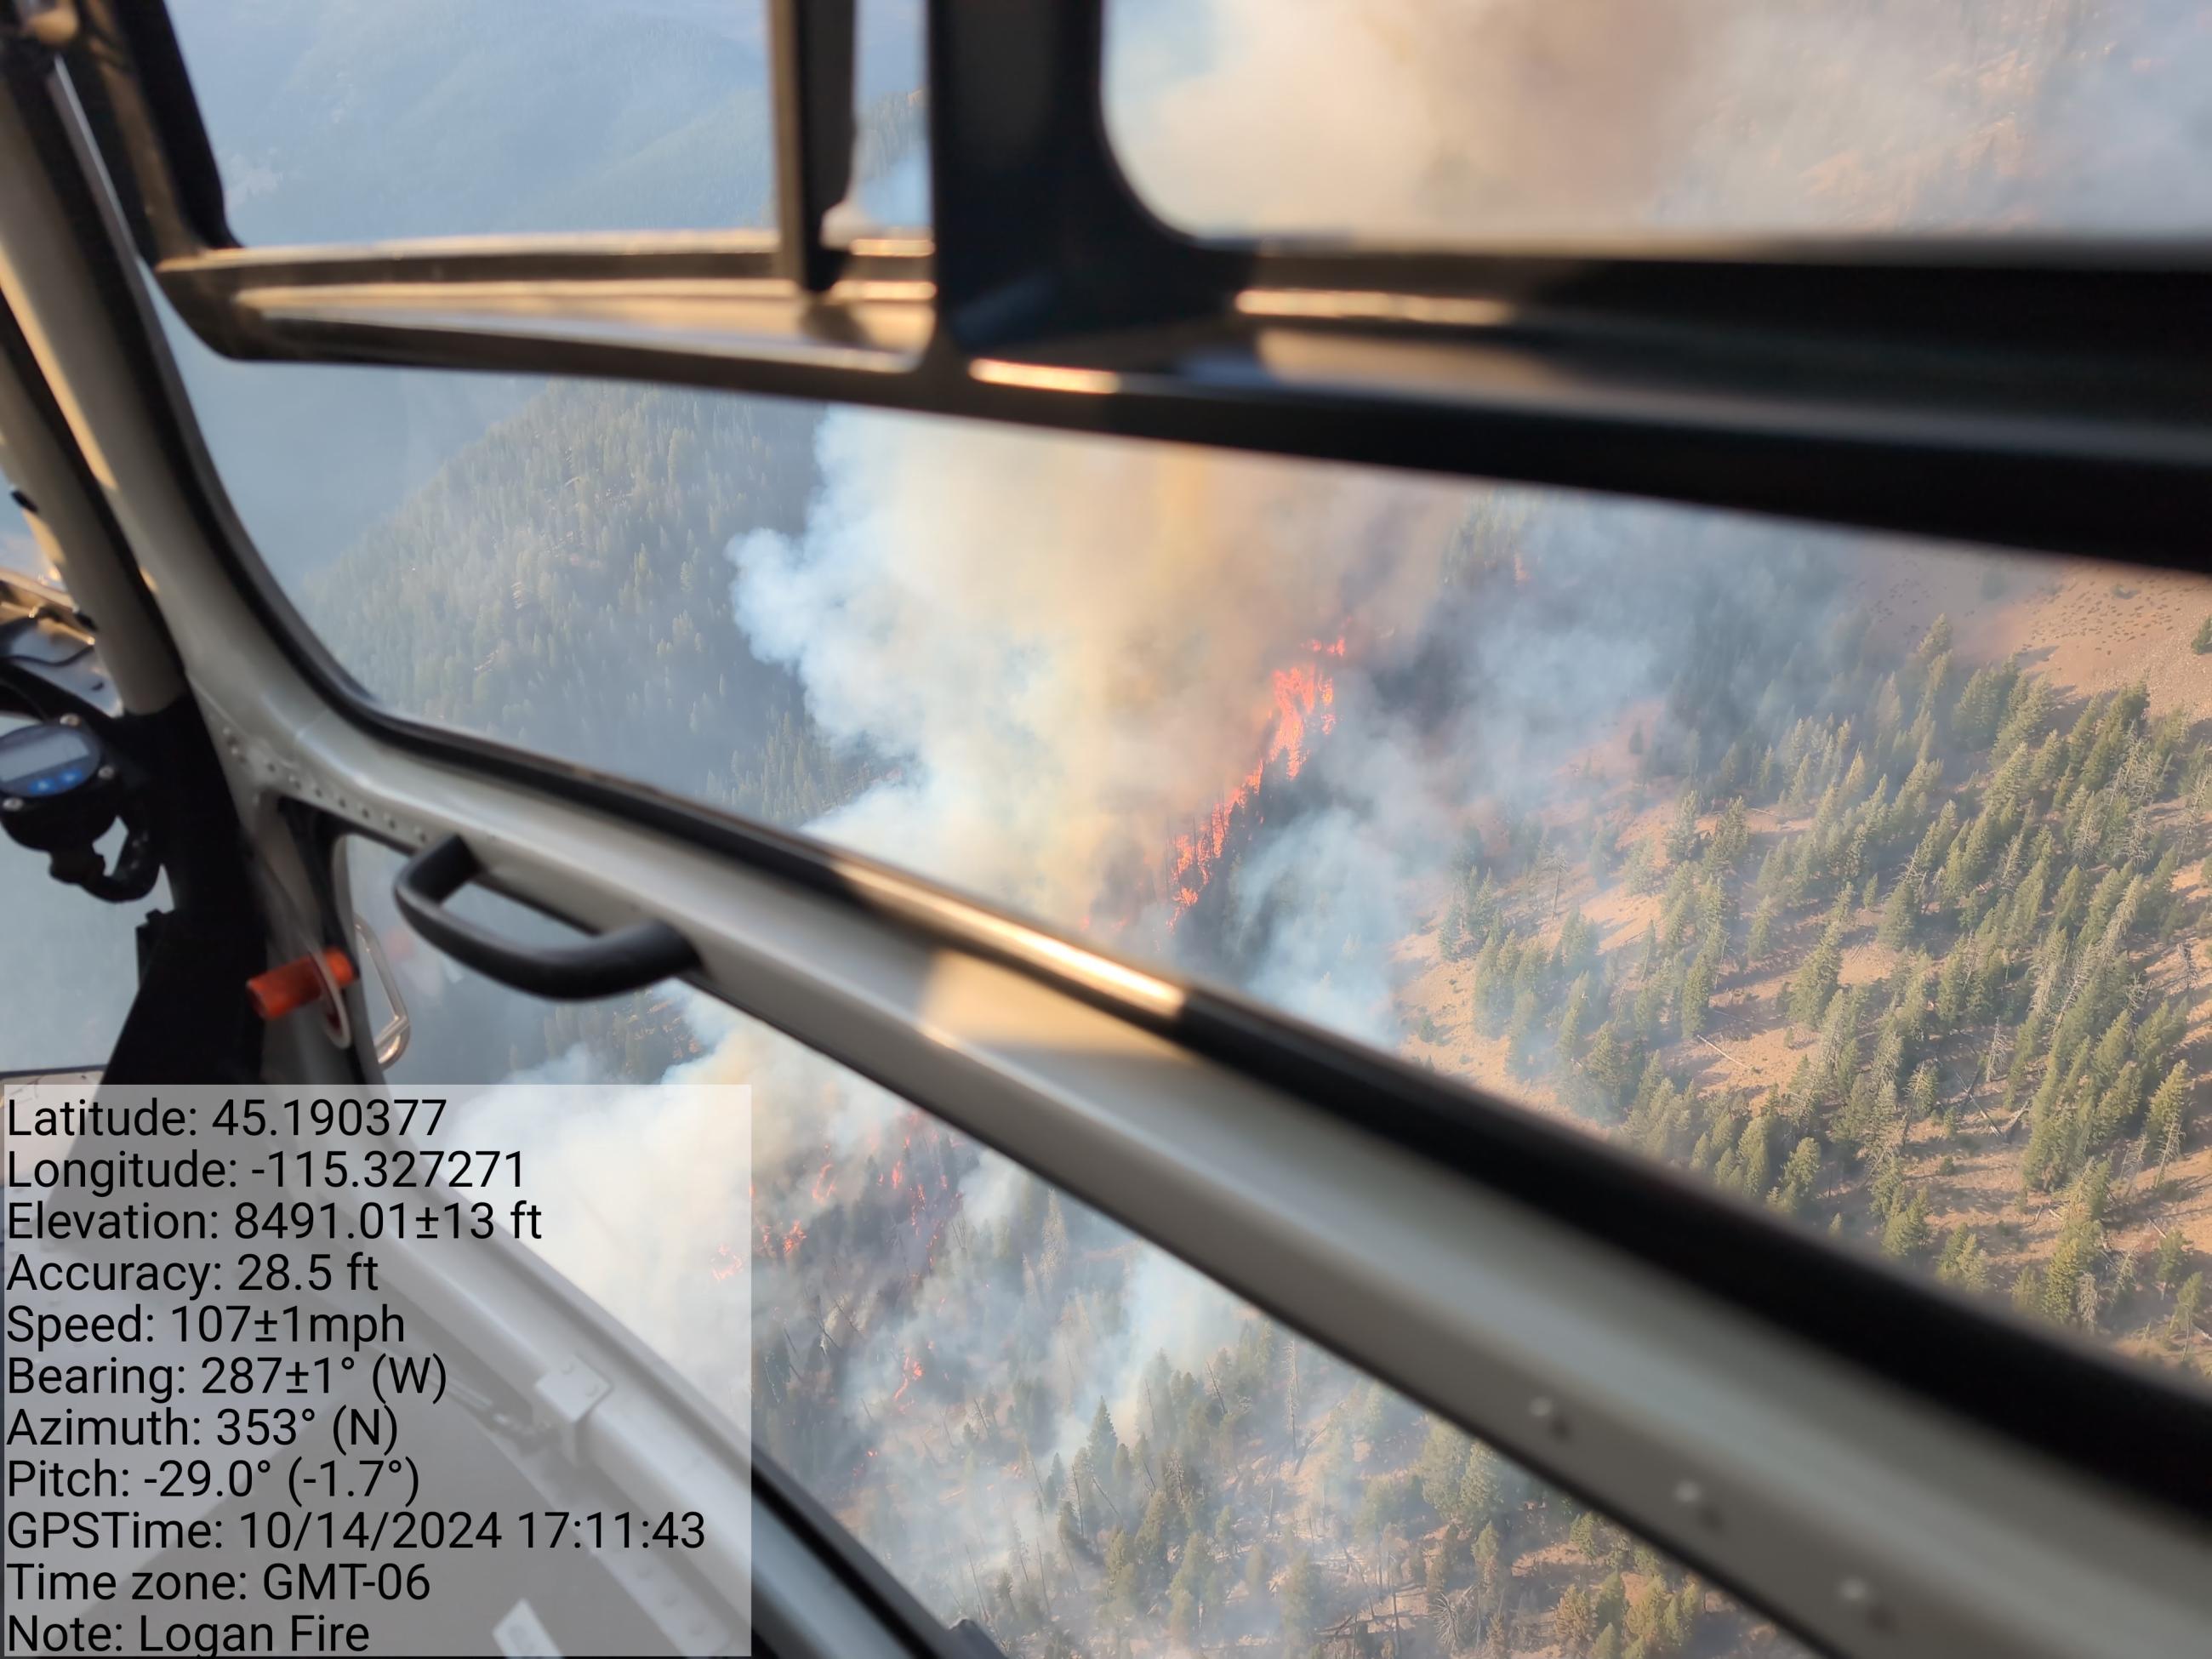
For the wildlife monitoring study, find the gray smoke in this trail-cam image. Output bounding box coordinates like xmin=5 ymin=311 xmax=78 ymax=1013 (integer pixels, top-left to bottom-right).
xmin=1107 ymin=0 xmax=2212 ymax=238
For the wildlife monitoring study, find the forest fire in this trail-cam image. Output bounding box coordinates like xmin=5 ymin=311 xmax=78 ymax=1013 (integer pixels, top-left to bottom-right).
xmin=1166 ymin=636 xmax=1345 ymax=925
xmin=1270 ymin=661 xmax=1337 ymax=779
xmin=743 ymin=1110 xmax=969 ymax=1289
xmin=892 ymin=1352 xmax=926 ymax=1407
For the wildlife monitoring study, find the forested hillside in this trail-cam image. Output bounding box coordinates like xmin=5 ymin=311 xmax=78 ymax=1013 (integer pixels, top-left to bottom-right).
xmin=304 ymin=381 xmax=858 ymax=826
xmin=1406 ymin=581 xmax=2211 ymax=1373
xmin=728 ymin=522 xmax=2212 ymax=1659
xmin=742 ymin=1067 xmax=1806 ymax=1659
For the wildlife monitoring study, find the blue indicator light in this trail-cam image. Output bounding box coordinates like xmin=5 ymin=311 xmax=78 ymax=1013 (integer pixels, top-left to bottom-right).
xmin=9 ymin=766 xmax=88 ymax=796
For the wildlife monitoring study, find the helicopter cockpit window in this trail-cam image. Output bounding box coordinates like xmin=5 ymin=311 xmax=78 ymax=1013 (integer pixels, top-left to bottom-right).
xmin=9 ymin=1 xmax=2206 ymax=1652
xmin=165 ymin=314 xmax=2212 ymax=1390
xmin=0 ymin=470 xmax=60 ymax=588
xmin=1103 ymin=0 xmax=2212 ymax=242
xmin=339 ymin=838 xmax=1812 ymax=1658
xmin=163 ymin=0 xmax=779 ymax=244
xmin=825 ymin=0 xmax=929 ymax=240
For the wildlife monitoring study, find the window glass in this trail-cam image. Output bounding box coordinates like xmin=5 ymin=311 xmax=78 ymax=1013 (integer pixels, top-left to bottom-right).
xmin=178 ymin=331 xmax=2212 ymax=1388
xmin=0 ymin=483 xmax=60 ymax=587
xmin=747 ymin=1032 xmax=1814 ymax=1657
xmin=342 ymin=834 xmax=1809 ymax=1657
xmin=826 ymin=0 xmax=930 ymax=240
xmin=166 ymin=1 xmax=775 ymax=244
xmin=1103 ymin=0 xmax=2212 ymax=240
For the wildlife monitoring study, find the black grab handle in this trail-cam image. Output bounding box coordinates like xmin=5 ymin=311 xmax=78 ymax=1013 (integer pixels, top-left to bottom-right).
xmin=393 ymin=835 xmax=698 ymax=1001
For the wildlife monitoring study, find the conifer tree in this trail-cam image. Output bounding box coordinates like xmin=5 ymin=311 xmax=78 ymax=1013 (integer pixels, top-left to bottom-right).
xmin=1556 ymin=972 xmax=1594 ymax=1063
xmin=2155 ymin=1229 xmax=2189 ymax=1295
xmin=1554 ymin=1583 xmax=1598 ymax=1650
xmin=1664 ymin=788 xmax=1702 ymax=864
xmin=1788 ymin=932 xmax=1844 ymax=1028
xmin=1415 ymin=1420 xmax=1468 ymax=1525
xmin=1908 ymin=1060 xmax=1940 ymax=1120
xmin=2171 ymin=1273 xmax=2205 ymax=1345
xmin=1769 ymin=1137 xmax=1821 ymax=1215
xmin=1880 ymin=1188 xmax=1932 ymax=1260
xmin=2143 ymin=1061 xmax=2190 ymax=1159
xmin=1567 ymin=1510 xmax=1600 ymax=1558
xmin=1746 ymin=892 xmax=1778 ymax=964
xmin=1679 ymin=950 xmax=1716 ymax=1045
xmin=1473 ymin=1519 xmax=1502 ymax=1588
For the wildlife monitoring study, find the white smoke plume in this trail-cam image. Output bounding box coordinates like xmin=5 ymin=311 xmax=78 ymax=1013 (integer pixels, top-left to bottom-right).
xmin=448 ymin=1079 xmax=752 ymax=1394
xmin=1107 ymin=0 xmax=2212 ymax=238
xmin=732 ymin=413 xmax=1469 ymax=950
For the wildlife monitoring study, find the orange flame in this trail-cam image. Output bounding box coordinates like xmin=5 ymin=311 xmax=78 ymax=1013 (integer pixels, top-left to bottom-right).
xmin=1166 ymin=639 xmax=1343 ymax=924
xmin=892 ymin=1351 xmax=926 ymax=1406
xmin=1269 ymin=664 xmax=1326 ymax=780
xmin=781 ymin=1220 xmax=807 ymax=1257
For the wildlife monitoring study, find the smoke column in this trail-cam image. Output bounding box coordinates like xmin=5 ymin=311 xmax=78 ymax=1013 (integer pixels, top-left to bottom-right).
xmin=1107 ymin=0 xmax=2212 ymax=237
xmin=731 ymin=414 xmax=1468 ymax=971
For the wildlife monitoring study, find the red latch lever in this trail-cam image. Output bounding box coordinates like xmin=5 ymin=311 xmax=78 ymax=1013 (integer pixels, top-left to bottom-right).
xmin=247 ymin=948 xmax=356 ymax=1021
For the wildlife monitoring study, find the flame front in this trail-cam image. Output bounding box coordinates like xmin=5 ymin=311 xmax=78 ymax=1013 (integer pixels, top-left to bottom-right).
xmin=1166 ymin=636 xmax=1344 ymax=925
xmin=892 ymin=1350 xmax=926 ymax=1407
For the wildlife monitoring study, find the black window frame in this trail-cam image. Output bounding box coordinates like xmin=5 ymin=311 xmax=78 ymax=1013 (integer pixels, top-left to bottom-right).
xmin=54 ymin=0 xmax=2212 ymax=567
